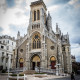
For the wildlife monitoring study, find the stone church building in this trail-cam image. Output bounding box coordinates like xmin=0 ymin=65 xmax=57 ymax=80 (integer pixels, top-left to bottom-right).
xmin=13 ymin=0 xmax=72 ymax=74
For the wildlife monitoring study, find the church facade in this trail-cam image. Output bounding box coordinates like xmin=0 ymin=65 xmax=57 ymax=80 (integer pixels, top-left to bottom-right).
xmin=13 ymin=0 xmax=72 ymax=74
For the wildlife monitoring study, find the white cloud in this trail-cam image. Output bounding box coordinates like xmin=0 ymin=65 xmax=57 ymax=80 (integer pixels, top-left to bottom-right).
xmin=68 ymin=0 xmax=80 ymax=8
xmin=68 ymin=0 xmax=78 ymax=5
xmin=48 ymin=5 xmax=60 ymax=12
xmin=0 ymin=0 xmax=29 ymax=36
xmin=0 ymin=0 xmax=53 ymax=36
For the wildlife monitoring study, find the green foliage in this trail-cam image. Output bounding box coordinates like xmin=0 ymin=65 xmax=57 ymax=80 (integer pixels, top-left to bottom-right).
xmin=10 ymin=74 xmax=24 ymax=76
xmin=35 ymin=73 xmax=45 ymax=74
xmin=11 ymin=74 xmax=17 ymax=76
xmin=19 ymin=74 xmax=24 ymax=76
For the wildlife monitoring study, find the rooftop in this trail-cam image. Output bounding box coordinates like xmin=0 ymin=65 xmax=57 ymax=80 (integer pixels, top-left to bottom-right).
xmin=30 ymin=0 xmax=47 ymax=10
xmin=0 ymin=35 xmax=16 ymax=41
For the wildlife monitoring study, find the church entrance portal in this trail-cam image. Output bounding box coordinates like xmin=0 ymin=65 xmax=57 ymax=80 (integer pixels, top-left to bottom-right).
xmin=31 ymin=55 xmax=40 ymax=70
xmin=50 ymin=56 xmax=56 ymax=69
xmin=19 ymin=58 xmax=24 ymax=68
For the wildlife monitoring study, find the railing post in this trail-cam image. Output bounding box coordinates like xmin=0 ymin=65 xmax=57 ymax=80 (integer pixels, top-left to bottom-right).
xmin=24 ymin=74 xmax=25 ymax=80
xmin=7 ymin=77 xmax=9 ymax=80
xmin=17 ymin=74 xmax=19 ymax=80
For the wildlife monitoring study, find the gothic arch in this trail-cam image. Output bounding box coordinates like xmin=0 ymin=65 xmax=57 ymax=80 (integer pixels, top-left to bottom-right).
xmin=30 ymin=54 xmax=41 ymax=70
xmin=32 ymin=32 xmax=41 ymax=49
xmin=29 ymin=53 xmax=41 ymax=61
xmin=50 ymin=56 xmax=56 ymax=69
xmin=34 ymin=10 xmax=36 ymax=21
xmin=37 ymin=10 xmax=40 ymax=20
xmin=19 ymin=58 xmax=24 ymax=68
xmin=49 ymin=55 xmax=57 ymax=61
xmin=30 ymin=31 xmax=41 ymax=37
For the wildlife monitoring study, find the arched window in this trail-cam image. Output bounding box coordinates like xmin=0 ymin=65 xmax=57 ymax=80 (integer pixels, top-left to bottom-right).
xmin=34 ymin=11 xmax=36 ymax=21
xmin=32 ymin=33 xmax=41 ymax=49
xmin=37 ymin=10 xmax=40 ymax=20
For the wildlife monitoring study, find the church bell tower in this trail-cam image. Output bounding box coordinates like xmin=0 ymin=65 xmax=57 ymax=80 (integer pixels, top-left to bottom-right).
xmin=28 ymin=0 xmax=47 ymax=33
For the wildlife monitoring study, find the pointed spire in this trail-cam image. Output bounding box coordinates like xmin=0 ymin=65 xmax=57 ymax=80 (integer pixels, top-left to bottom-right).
xmin=17 ymin=31 xmax=20 ymax=39
xmin=48 ymin=11 xmax=50 ymax=16
xmin=67 ymin=32 xmax=69 ymax=39
xmin=18 ymin=31 xmax=20 ymax=36
xmin=48 ymin=11 xmax=51 ymax=18
xmin=56 ymin=23 xmax=59 ymax=35
xmin=56 ymin=23 xmax=58 ymax=31
xmin=67 ymin=32 xmax=69 ymax=36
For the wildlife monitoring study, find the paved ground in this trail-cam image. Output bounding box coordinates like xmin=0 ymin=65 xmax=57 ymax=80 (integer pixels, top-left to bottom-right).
xmin=47 ymin=75 xmax=80 ymax=80
xmin=0 ymin=74 xmax=80 ymax=80
xmin=0 ymin=74 xmax=8 ymax=80
xmin=47 ymin=77 xmax=70 ymax=80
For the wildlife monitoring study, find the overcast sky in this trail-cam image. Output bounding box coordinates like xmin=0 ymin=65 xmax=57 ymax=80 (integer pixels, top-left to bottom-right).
xmin=0 ymin=0 xmax=80 ymax=62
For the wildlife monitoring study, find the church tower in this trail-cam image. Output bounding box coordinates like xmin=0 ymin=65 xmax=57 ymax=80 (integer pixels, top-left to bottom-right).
xmin=28 ymin=0 xmax=47 ymax=33
xmin=26 ymin=0 xmax=48 ymax=70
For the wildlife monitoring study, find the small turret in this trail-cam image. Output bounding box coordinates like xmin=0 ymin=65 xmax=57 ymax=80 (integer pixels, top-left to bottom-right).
xmin=67 ymin=32 xmax=70 ymax=43
xmin=48 ymin=12 xmax=51 ymax=19
xmin=56 ymin=23 xmax=59 ymax=33
xmin=17 ymin=31 xmax=20 ymax=39
xmin=47 ymin=12 xmax=52 ymax=31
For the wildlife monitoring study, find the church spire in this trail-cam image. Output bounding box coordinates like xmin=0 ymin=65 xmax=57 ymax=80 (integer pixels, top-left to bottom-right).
xmin=56 ymin=23 xmax=58 ymax=32
xmin=17 ymin=31 xmax=20 ymax=39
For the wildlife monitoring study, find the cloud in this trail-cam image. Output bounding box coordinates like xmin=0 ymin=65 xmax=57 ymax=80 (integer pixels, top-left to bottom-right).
xmin=9 ymin=24 xmax=27 ymax=37
xmin=68 ymin=0 xmax=80 ymax=8
xmin=0 ymin=27 xmax=3 ymax=32
xmin=0 ymin=0 xmax=29 ymax=37
xmin=48 ymin=0 xmax=70 ymax=5
xmin=6 ymin=0 xmax=15 ymax=8
xmin=48 ymin=5 xmax=61 ymax=13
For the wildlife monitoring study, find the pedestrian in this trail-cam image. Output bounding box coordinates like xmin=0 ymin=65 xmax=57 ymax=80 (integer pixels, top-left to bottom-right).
xmin=71 ymin=72 xmax=75 ymax=80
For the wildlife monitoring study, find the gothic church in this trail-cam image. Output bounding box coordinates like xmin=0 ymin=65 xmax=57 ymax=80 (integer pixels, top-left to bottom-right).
xmin=13 ymin=0 xmax=72 ymax=74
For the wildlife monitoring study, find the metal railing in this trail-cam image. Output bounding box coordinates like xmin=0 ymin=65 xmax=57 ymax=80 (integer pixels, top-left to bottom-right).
xmin=35 ymin=67 xmax=56 ymax=74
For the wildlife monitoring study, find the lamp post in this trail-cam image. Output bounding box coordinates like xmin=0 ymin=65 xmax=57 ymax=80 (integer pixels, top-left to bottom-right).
xmin=56 ymin=23 xmax=61 ymax=76
xmin=8 ymin=54 xmax=11 ymax=80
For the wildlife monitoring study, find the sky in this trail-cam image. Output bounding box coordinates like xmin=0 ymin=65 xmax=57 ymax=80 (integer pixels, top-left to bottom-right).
xmin=0 ymin=0 xmax=80 ymax=62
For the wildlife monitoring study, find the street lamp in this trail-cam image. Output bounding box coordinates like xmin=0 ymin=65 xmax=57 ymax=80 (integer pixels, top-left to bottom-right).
xmin=7 ymin=54 xmax=11 ymax=80
xmin=56 ymin=23 xmax=61 ymax=76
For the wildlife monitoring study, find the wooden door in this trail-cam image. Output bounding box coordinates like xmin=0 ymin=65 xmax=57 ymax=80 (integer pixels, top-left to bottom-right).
xmin=51 ymin=61 xmax=56 ymax=69
xmin=20 ymin=63 xmax=23 ymax=68
xmin=32 ymin=62 xmax=35 ymax=70
xmin=37 ymin=62 xmax=40 ymax=67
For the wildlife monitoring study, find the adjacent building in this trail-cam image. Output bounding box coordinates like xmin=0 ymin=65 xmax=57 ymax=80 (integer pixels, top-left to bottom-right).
xmin=71 ymin=55 xmax=76 ymax=62
xmin=0 ymin=35 xmax=16 ymax=70
xmin=13 ymin=0 xmax=72 ymax=74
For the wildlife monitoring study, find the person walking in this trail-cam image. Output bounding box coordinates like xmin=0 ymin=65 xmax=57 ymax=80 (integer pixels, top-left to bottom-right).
xmin=71 ymin=72 xmax=75 ymax=80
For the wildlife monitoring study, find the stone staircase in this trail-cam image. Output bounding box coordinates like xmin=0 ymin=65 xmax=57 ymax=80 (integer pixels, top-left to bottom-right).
xmin=20 ymin=70 xmax=36 ymax=75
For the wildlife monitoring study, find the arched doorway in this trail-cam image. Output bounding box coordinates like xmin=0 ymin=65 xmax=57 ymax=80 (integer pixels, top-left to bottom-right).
xmin=31 ymin=55 xmax=40 ymax=70
xmin=19 ymin=58 xmax=24 ymax=68
xmin=50 ymin=56 xmax=56 ymax=69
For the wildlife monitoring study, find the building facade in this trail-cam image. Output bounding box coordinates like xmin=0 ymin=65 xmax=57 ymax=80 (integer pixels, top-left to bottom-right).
xmin=0 ymin=35 xmax=16 ymax=70
xmin=14 ymin=0 xmax=72 ymax=74
xmin=71 ymin=55 xmax=76 ymax=62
